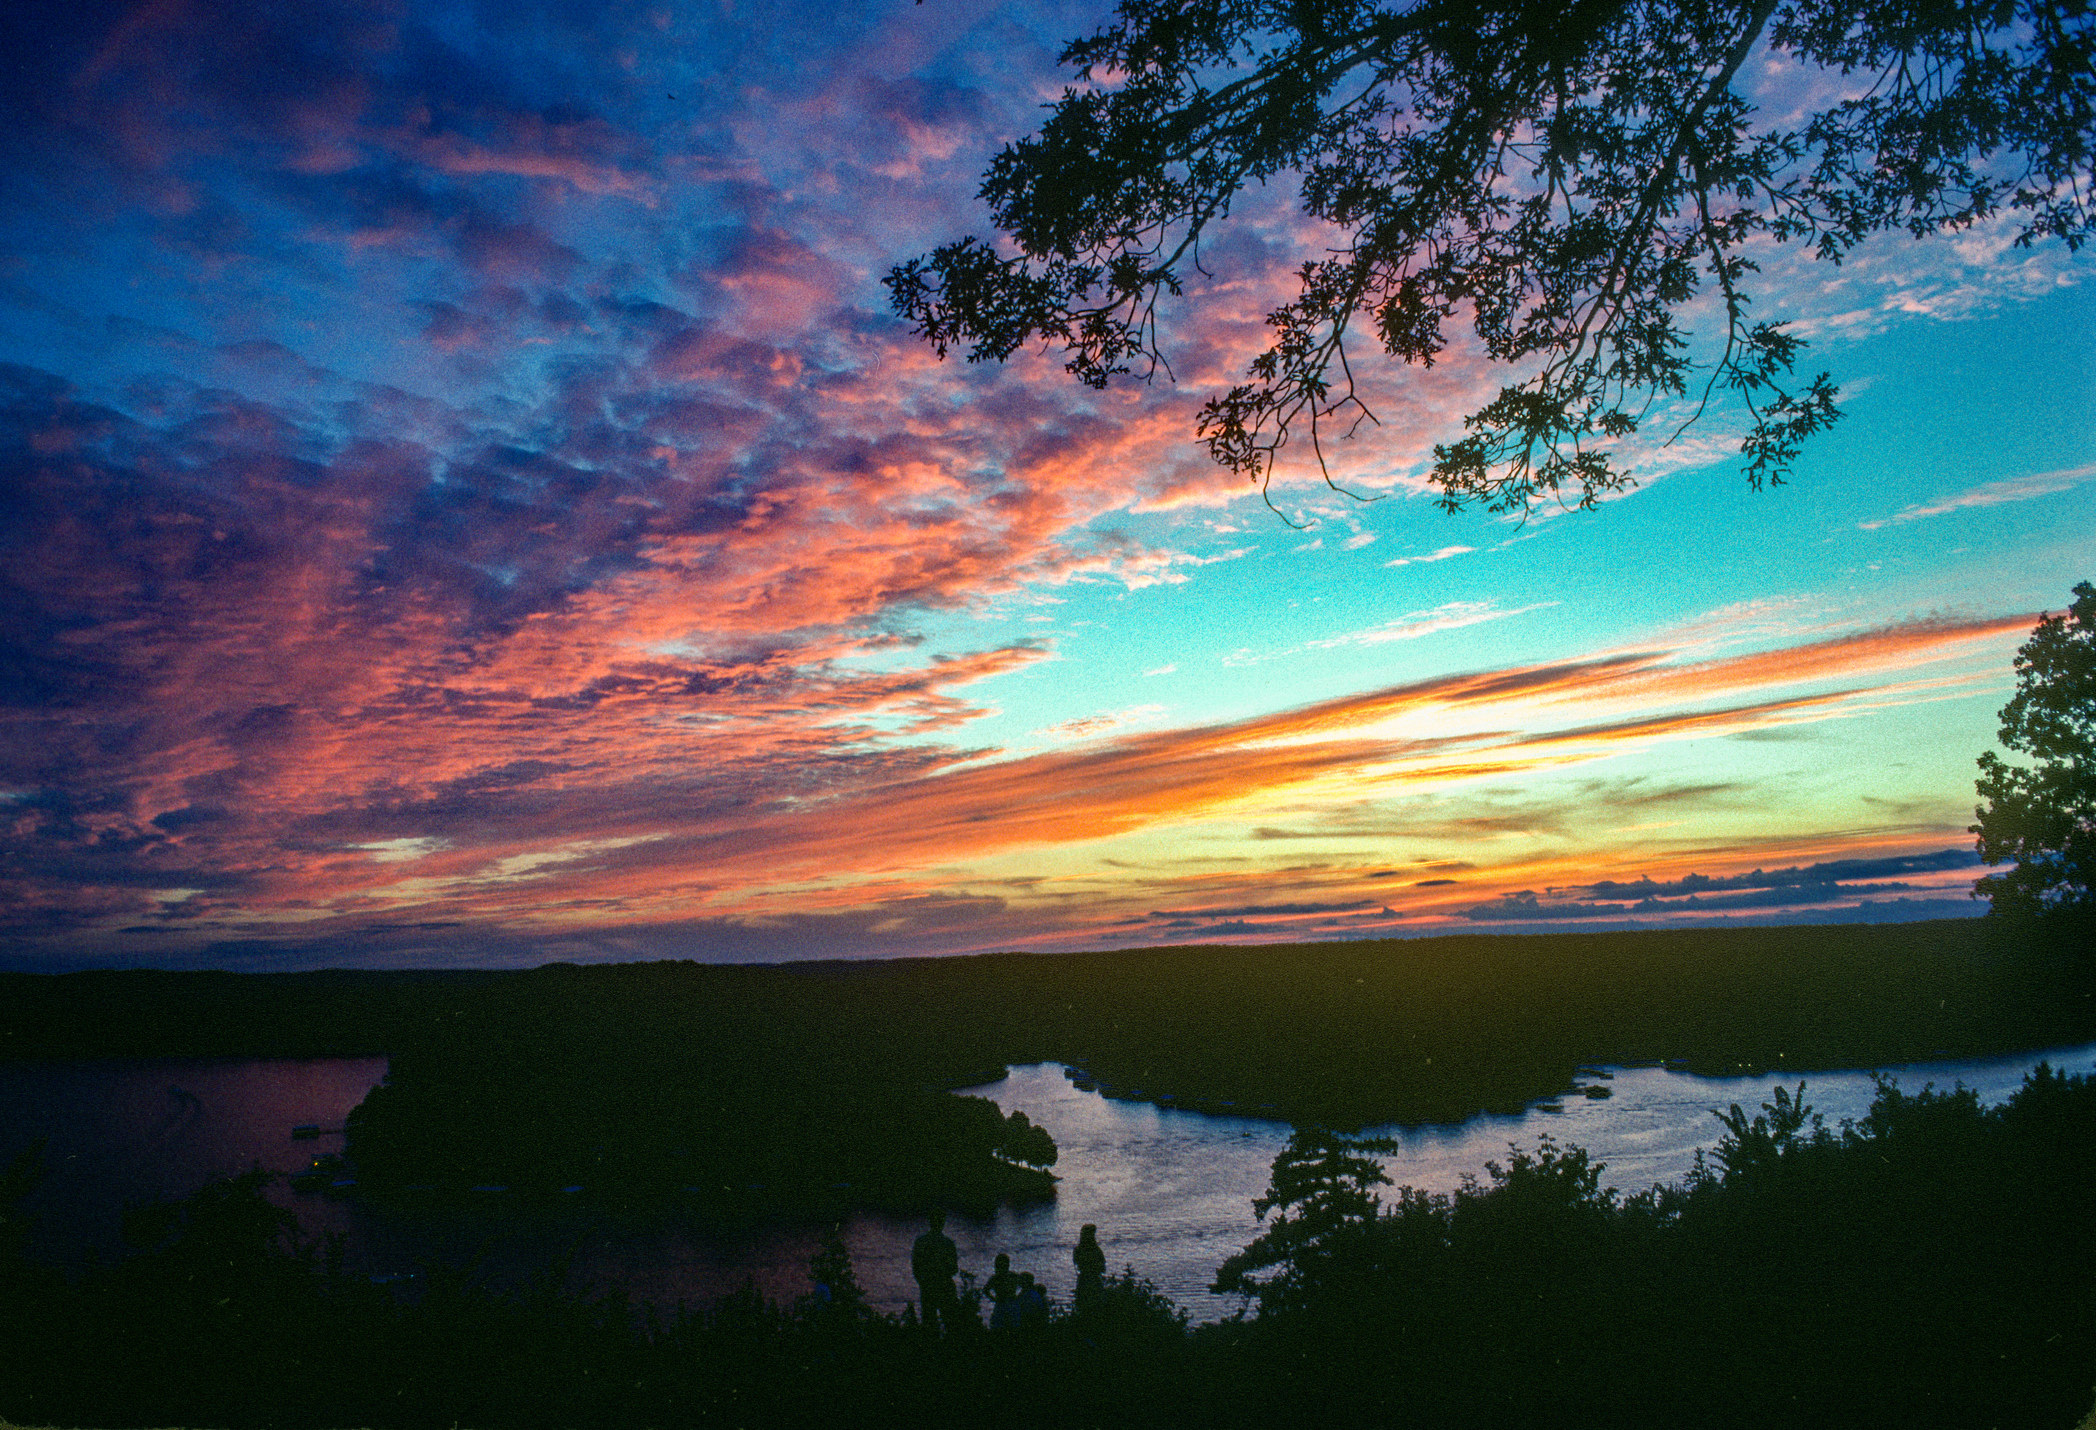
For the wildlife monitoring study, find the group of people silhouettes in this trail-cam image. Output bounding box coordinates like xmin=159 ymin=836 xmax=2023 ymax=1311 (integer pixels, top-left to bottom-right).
xmin=910 ymin=1211 xmax=1110 ymax=1332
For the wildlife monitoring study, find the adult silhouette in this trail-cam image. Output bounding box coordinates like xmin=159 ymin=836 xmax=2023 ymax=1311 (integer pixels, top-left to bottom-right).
xmin=986 ymin=1251 xmax=1020 ymax=1330
xmin=1073 ymin=1223 xmax=1106 ymax=1307
xmin=911 ymin=1209 xmax=960 ymax=1333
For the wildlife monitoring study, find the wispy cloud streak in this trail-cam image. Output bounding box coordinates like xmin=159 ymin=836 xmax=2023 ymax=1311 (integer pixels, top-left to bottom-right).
xmin=1857 ymin=463 xmax=2096 ymax=529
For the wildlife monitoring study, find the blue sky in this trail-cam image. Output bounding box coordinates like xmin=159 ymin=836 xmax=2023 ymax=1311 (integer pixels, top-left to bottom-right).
xmin=0 ymin=0 xmax=2089 ymax=969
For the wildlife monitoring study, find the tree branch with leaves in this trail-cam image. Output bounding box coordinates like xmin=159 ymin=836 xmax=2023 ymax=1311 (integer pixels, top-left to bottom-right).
xmin=889 ymin=0 xmax=2093 ymax=519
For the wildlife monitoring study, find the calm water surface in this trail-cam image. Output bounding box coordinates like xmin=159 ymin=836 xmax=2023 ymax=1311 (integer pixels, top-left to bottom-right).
xmin=5 ymin=1042 xmax=2091 ymax=1324
xmin=0 ymin=1057 xmax=386 ymax=1265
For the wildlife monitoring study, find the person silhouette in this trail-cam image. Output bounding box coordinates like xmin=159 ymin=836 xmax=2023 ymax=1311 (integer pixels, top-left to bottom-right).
xmin=986 ymin=1251 xmax=1020 ymax=1330
xmin=1073 ymin=1223 xmax=1107 ymax=1307
xmin=1015 ymin=1271 xmax=1049 ymax=1328
xmin=911 ymin=1208 xmax=960 ymax=1333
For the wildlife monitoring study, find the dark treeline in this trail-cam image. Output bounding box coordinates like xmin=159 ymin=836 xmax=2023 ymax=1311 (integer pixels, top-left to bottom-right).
xmin=5 ymin=920 xmax=2092 ymax=1211
xmin=2 ymin=1067 xmax=2090 ymax=1429
xmin=0 ymin=968 xmax=500 ymax=1060
xmin=988 ymin=917 xmax=2094 ymax=1124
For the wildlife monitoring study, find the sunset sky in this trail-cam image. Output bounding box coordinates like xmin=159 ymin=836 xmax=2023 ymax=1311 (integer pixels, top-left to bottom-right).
xmin=2 ymin=0 xmax=2090 ymax=970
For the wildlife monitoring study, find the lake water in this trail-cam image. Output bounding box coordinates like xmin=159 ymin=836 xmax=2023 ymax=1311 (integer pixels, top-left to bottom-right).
xmin=4 ymin=1042 xmax=2092 ymax=1325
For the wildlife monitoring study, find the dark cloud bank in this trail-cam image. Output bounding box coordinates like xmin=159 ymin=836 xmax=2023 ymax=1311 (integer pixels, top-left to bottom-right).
xmin=1459 ymin=849 xmax=1984 ymax=924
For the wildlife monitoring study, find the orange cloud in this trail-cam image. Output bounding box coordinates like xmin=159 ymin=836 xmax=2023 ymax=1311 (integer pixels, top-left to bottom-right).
xmin=149 ymin=609 xmax=2008 ymax=949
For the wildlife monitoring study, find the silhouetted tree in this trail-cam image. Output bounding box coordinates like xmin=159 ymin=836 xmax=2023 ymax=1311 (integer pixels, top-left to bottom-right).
xmin=891 ymin=0 xmax=2093 ymax=517
xmin=998 ymin=1107 xmax=1059 ymax=1168
xmin=1211 ymin=1125 xmax=1395 ymax=1310
xmin=1702 ymin=1078 xmax=1821 ymax=1179
xmin=806 ymin=1224 xmax=874 ymax=1325
xmin=1972 ymin=581 xmax=2096 ymax=924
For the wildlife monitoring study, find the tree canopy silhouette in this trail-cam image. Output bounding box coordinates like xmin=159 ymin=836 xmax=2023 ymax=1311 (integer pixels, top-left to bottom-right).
xmin=889 ymin=0 xmax=2094 ymax=517
xmin=1972 ymin=580 xmax=2096 ymax=924
xmin=1210 ymin=1126 xmax=1396 ymax=1309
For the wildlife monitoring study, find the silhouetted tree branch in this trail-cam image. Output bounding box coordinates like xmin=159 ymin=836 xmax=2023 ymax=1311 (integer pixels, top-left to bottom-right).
xmin=890 ymin=0 xmax=2094 ymax=516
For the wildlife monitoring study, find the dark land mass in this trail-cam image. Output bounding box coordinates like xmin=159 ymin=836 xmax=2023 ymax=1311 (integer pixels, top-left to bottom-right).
xmin=0 ymin=967 xmax=502 ymax=1061
xmin=2 ymin=1063 xmax=2091 ymax=1429
xmin=3 ymin=919 xmax=2090 ymax=1212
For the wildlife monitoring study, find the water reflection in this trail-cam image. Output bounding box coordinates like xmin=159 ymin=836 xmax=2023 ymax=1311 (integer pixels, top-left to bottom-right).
xmin=4 ymin=1042 xmax=2091 ymax=1326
